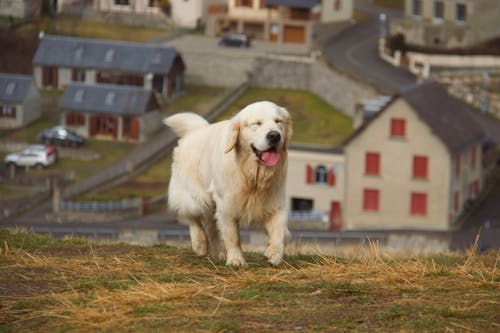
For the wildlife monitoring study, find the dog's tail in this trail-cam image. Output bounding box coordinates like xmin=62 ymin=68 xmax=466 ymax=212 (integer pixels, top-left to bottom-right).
xmin=163 ymin=112 xmax=209 ymax=138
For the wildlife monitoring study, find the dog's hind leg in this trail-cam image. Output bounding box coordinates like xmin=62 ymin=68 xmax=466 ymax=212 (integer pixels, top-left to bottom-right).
xmin=179 ymin=215 xmax=208 ymax=257
xmin=201 ymin=214 xmax=226 ymax=262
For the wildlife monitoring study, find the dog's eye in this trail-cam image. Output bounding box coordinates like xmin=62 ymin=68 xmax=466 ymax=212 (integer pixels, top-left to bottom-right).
xmin=275 ymin=119 xmax=282 ymax=124
xmin=251 ymin=121 xmax=262 ymax=127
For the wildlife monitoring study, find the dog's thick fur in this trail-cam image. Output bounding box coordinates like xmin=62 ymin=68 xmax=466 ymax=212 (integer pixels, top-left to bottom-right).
xmin=164 ymin=101 xmax=292 ymax=266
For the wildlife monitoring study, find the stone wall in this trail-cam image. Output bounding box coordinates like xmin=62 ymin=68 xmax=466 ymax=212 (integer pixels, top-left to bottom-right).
xmin=250 ymin=55 xmax=379 ymax=116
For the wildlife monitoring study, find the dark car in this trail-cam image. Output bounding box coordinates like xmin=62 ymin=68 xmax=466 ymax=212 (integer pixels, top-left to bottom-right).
xmin=219 ymin=34 xmax=251 ymax=48
xmin=38 ymin=126 xmax=85 ymax=147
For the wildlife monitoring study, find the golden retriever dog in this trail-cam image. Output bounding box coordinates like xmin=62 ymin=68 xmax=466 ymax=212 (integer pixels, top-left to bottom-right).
xmin=164 ymin=101 xmax=292 ymax=266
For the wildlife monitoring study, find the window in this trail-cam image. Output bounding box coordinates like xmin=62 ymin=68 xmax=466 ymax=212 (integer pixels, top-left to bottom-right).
xmin=105 ymin=49 xmax=115 ymax=63
xmin=412 ymin=0 xmax=422 ymax=16
xmin=72 ymin=69 xmax=85 ymax=82
xmin=235 ymin=0 xmax=252 ymax=7
xmin=334 ymin=0 xmax=342 ymax=11
xmin=470 ymin=146 xmax=477 ymax=170
xmin=315 ymin=166 xmax=327 ymax=184
xmin=74 ymin=89 xmax=84 ymax=103
xmin=291 ymin=198 xmax=313 ymax=211
xmin=0 ymin=104 xmax=16 ymax=118
xmin=148 ymin=0 xmax=159 ymax=7
xmin=105 ymin=92 xmax=115 ymax=105
xmin=365 ymin=152 xmax=380 ymax=176
xmin=456 ymin=3 xmax=466 ymax=22
xmin=454 ymin=191 xmax=460 ymax=213
xmin=390 ymin=118 xmax=406 ymax=138
xmin=114 ymin=0 xmax=129 ymax=5
xmin=66 ymin=113 xmax=85 ymax=126
xmin=411 ymin=192 xmax=427 ymax=216
xmin=455 ymin=155 xmax=461 ymax=178
xmin=412 ymin=156 xmax=428 ymax=179
xmin=433 ymin=1 xmax=444 ymax=20
xmin=363 ymin=189 xmax=379 ymax=212
xmin=5 ymin=82 xmax=15 ymax=95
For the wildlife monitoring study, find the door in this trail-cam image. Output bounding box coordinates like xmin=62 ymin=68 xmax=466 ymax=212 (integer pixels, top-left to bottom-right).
xmin=283 ymin=25 xmax=305 ymax=44
xmin=123 ymin=117 xmax=139 ymax=141
xmin=329 ymin=201 xmax=342 ymax=231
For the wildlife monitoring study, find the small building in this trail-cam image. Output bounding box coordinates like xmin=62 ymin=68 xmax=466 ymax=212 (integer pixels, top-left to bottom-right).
xmin=59 ymin=83 xmax=162 ymax=143
xmin=33 ymin=34 xmax=185 ymax=98
xmin=0 ymin=0 xmax=41 ymax=19
xmin=206 ymin=0 xmax=353 ymax=47
xmin=343 ymin=81 xmax=487 ymax=231
xmin=171 ymin=0 xmax=227 ymax=28
xmin=286 ymin=144 xmax=346 ymax=231
xmin=390 ymin=0 xmax=500 ymax=48
xmin=0 ymin=73 xmax=40 ymax=129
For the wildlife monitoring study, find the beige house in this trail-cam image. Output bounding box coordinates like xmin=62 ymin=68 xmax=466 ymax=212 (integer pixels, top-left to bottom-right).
xmin=287 ymin=145 xmax=345 ymax=230
xmin=93 ymin=0 xmax=162 ymax=15
xmin=390 ymin=0 xmax=500 ymax=48
xmin=206 ymin=0 xmax=353 ymax=47
xmin=0 ymin=73 xmax=41 ymax=129
xmin=343 ymin=81 xmax=486 ymax=231
xmin=171 ymin=0 xmax=227 ymax=28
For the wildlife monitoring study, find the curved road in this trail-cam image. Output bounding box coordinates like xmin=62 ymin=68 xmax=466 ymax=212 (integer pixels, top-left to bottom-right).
xmin=324 ymin=0 xmax=416 ymax=94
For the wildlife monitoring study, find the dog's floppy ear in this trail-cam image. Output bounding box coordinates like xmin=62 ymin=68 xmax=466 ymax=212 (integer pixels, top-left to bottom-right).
xmin=224 ymin=122 xmax=240 ymax=153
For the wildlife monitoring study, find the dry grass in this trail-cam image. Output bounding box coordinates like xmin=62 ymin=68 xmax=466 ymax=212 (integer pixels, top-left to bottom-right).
xmin=0 ymin=230 xmax=498 ymax=332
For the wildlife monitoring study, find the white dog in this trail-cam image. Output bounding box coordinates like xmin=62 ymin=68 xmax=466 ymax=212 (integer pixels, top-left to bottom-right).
xmin=164 ymin=101 xmax=292 ymax=266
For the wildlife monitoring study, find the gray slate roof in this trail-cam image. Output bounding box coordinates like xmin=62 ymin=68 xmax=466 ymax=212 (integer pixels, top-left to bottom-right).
xmin=344 ymin=81 xmax=487 ymax=153
xmin=59 ymin=83 xmax=157 ymax=116
xmin=0 ymin=73 xmax=34 ymax=103
xmin=33 ymin=35 xmax=182 ymax=75
xmin=265 ymin=0 xmax=319 ymax=9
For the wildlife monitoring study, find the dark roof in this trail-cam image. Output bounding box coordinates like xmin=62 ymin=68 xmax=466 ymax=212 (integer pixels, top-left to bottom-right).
xmin=344 ymin=81 xmax=487 ymax=153
xmin=265 ymin=0 xmax=319 ymax=9
xmin=0 ymin=73 xmax=34 ymax=103
xmin=59 ymin=83 xmax=157 ymax=116
xmin=33 ymin=35 xmax=182 ymax=75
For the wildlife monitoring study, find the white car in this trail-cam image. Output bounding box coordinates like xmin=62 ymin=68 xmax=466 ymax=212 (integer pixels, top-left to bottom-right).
xmin=4 ymin=145 xmax=58 ymax=169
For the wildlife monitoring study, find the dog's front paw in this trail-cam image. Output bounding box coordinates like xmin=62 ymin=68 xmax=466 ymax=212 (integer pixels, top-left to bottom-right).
xmin=265 ymin=245 xmax=283 ymax=267
xmin=226 ymin=251 xmax=247 ymax=266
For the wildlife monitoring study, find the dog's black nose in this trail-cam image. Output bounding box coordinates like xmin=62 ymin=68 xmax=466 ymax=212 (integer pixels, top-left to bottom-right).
xmin=267 ymin=131 xmax=281 ymax=145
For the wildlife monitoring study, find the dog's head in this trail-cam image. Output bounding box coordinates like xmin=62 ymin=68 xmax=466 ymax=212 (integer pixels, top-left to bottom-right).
xmin=224 ymin=101 xmax=292 ymax=167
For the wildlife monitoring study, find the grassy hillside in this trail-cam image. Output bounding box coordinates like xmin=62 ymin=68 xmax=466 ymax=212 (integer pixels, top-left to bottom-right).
xmin=0 ymin=230 xmax=498 ymax=332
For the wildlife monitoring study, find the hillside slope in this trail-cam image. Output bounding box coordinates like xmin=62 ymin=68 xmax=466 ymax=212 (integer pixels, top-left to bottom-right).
xmin=0 ymin=230 xmax=498 ymax=332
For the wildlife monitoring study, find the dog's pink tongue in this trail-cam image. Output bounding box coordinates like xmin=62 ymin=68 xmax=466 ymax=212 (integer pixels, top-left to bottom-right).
xmin=261 ymin=150 xmax=280 ymax=167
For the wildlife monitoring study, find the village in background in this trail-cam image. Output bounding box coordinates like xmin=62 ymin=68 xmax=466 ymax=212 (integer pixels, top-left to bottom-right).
xmin=1 ymin=0 xmax=500 ymax=255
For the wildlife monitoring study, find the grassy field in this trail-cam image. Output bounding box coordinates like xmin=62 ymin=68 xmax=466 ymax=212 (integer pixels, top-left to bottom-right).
xmin=0 ymin=230 xmax=498 ymax=332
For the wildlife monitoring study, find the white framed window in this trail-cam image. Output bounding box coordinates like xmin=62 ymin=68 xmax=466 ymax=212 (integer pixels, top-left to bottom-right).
xmin=433 ymin=1 xmax=444 ymax=21
xmin=456 ymin=3 xmax=467 ymax=23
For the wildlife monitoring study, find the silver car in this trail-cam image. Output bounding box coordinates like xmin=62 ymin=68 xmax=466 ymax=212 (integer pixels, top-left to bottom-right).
xmin=4 ymin=145 xmax=57 ymax=169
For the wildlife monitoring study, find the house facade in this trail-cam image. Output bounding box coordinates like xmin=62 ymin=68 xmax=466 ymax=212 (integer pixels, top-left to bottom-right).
xmin=0 ymin=0 xmax=41 ymax=18
xmin=59 ymin=83 xmax=162 ymax=142
xmin=206 ymin=0 xmax=353 ymax=46
xmin=390 ymin=0 xmax=500 ymax=48
xmin=171 ymin=0 xmax=227 ymax=28
xmin=343 ymin=81 xmax=485 ymax=230
xmin=286 ymin=145 xmax=345 ymax=231
xmin=93 ymin=0 xmax=162 ymax=15
xmin=0 ymin=73 xmax=40 ymax=129
xmin=33 ymin=35 xmax=185 ymax=98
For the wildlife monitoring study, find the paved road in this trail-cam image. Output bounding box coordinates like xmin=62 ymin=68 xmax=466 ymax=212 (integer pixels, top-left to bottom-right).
xmin=323 ymin=0 xmax=416 ymax=94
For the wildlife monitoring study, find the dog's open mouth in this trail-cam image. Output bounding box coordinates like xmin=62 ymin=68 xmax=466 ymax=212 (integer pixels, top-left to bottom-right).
xmin=252 ymin=145 xmax=280 ymax=167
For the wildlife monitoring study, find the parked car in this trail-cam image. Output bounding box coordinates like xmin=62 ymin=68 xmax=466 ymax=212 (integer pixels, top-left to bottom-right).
xmin=219 ymin=34 xmax=251 ymax=48
xmin=4 ymin=145 xmax=57 ymax=169
xmin=38 ymin=126 xmax=85 ymax=147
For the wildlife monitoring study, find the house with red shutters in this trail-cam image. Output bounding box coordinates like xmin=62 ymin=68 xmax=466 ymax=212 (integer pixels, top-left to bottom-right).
xmin=343 ymin=81 xmax=487 ymax=231
xmin=287 ymin=81 xmax=495 ymax=231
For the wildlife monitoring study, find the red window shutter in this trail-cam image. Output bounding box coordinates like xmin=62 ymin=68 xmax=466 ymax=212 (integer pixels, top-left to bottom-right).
xmin=365 ymin=152 xmax=380 ymax=175
xmin=455 ymin=155 xmax=461 ymax=178
xmin=306 ymin=164 xmax=313 ymax=184
xmin=470 ymin=146 xmax=477 ymax=169
xmin=390 ymin=118 xmax=406 ymax=137
xmin=363 ymin=189 xmax=379 ymax=212
xmin=474 ymin=180 xmax=480 ymax=195
xmin=412 ymin=156 xmax=428 ymax=179
xmin=327 ymin=168 xmax=336 ymax=187
xmin=411 ymin=192 xmax=427 ymax=216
